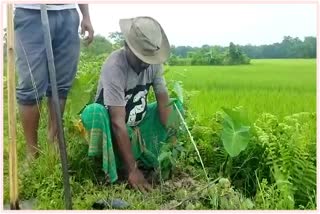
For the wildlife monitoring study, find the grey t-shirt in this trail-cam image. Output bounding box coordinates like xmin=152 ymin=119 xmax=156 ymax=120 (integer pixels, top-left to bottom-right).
xmin=95 ymin=49 xmax=168 ymax=126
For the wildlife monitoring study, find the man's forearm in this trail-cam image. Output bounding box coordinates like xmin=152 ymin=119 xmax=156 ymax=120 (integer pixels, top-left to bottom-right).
xmin=159 ymin=104 xmax=171 ymax=127
xmin=111 ymin=124 xmax=136 ymax=172
xmin=156 ymin=92 xmax=171 ymax=127
xmin=78 ymin=4 xmax=90 ymax=19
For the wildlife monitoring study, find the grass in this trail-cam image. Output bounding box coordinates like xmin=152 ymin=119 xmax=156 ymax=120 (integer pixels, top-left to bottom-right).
xmin=2 ymin=58 xmax=316 ymax=210
xmin=166 ymin=59 xmax=316 ymax=124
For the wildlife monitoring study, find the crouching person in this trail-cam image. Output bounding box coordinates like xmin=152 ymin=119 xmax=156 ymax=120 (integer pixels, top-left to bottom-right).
xmin=80 ymin=16 xmax=183 ymax=192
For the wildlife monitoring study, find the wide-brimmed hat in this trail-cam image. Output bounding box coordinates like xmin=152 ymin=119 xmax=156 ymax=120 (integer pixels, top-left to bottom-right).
xmin=119 ymin=16 xmax=170 ymax=64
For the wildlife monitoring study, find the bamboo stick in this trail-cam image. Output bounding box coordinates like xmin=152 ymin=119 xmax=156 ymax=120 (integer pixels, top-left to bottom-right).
xmin=7 ymin=3 xmax=20 ymax=210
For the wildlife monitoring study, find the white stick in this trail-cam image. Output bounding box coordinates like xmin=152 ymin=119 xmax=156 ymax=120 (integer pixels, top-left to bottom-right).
xmin=174 ymin=103 xmax=209 ymax=182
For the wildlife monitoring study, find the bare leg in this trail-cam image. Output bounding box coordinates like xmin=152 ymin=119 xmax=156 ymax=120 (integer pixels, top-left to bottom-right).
xmin=47 ymin=98 xmax=66 ymax=144
xmin=19 ymin=104 xmax=41 ymax=159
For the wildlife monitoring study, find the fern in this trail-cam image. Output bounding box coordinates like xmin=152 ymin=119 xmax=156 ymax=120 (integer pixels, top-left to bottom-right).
xmin=254 ymin=112 xmax=316 ymax=208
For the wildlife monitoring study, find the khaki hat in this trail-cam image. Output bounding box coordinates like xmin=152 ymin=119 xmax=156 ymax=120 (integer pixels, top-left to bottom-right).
xmin=119 ymin=16 xmax=170 ymax=64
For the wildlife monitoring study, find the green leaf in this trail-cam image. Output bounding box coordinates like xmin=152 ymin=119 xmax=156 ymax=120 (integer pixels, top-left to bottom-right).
xmin=221 ymin=107 xmax=251 ymax=157
xmin=158 ymin=151 xmax=171 ymax=162
xmin=173 ymin=82 xmax=183 ymax=104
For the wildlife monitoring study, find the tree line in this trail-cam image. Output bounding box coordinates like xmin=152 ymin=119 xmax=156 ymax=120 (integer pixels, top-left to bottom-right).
xmin=3 ymin=27 xmax=316 ymax=65
xmin=76 ymin=34 xmax=317 ymax=66
xmin=171 ymin=36 xmax=316 ymax=60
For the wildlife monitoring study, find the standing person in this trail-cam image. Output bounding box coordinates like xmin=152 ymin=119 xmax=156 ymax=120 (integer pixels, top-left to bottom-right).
xmin=81 ymin=16 xmax=183 ymax=192
xmin=14 ymin=4 xmax=94 ymax=159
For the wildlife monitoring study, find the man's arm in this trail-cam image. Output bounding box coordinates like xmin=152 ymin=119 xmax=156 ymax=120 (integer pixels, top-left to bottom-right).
xmin=108 ymin=106 xmax=136 ymax=171
xmin=155 ymin=91 xmax=172 ymax=127
xmin=78 ymin=4 xmax=94 ymax=45
xmin=153 ymin=65 xmax=172 ymax=127
xmin=108 ymin=106 xmax=152 ymax=192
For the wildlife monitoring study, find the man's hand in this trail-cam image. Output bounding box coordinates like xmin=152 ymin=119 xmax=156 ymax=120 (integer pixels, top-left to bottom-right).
xmin=78 ymin=4 xmax=94 ymax=45
xmin=128 ymin=168 xmax=152 ymax=193
xmin=81 ymin=17 xmax=94 ymax=45
xmin=108 ymin=106 xmax=152 ymax=192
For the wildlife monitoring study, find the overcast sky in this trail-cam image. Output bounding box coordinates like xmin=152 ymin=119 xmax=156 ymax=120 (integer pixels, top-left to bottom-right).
xmin=2 ymin=3 xmax=317 ymax=47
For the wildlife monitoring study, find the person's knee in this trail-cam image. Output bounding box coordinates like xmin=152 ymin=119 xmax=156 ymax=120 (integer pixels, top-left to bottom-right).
xmin=17 ymin=97 xmax=43 ymax=105
xmin=16 ymin=51 xmax=48 ymax=105
xmin=16 ymin=84 xmax=45 ymax=105
xmin=46 ymin=88 xmax=69 ymax=100
xmin=16 ymin=66 xmax=48 ymax=105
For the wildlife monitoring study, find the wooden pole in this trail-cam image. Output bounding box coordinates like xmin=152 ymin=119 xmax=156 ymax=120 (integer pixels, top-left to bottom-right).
xmin=7 ymin=3 xmax=20 ymax=210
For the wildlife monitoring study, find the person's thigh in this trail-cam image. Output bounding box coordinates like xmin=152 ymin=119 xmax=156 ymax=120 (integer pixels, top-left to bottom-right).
xmin=47 ymin=9 xmax=80 ymax=99
xmin=14 ymin=8 xmax=49 ymax=105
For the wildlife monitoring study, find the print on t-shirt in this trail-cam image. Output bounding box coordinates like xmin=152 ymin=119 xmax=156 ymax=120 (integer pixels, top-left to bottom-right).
xmin=125 ymin=83 xmax=152 ymax=126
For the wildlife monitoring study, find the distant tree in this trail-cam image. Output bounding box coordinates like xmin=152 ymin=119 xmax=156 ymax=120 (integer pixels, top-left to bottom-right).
xmin=224 ymin=42 xmax=250 ymax=65
xmin=208 ymin=47 xmax=224 ymax=65
xmin=174 ymin=46 xmax=195 ymax=58
xmin=167 ymin=54 xmax=178 ymax=65
xmin=239 ymin=36 xmax=316 ymax=59
xmin=303 ymin=36 xmax=316 ymax=58
xmin=81 ymin=34 xmax=113 ymax=56
xmin=133 ymin=35 xmax=316 ymax=64
xmin=108 ymin=31 xmax=125 ymax=50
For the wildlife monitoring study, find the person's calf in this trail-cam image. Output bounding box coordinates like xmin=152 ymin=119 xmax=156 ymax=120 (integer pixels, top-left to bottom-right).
xmin=26 ymin=145 xmax=39 ymax=161
xmin=47 ymin=98 xmax=66 ymax=144
xmin=19 ymin=104 xmax=41 ymax=160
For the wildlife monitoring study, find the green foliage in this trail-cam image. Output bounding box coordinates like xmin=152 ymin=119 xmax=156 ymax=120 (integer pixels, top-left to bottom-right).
xmin=169 ymin=42 xmax=250 ymax=66
xmin=171 ymin=36 xmax=316 ymax=60
xmin=167 ymin=54 xmax=192 ymax=66
xmin=3 ymin=54 xmax=316 ymax=210
xmin=67 ymin=53 xmax=106 ymax=115
xmin=158 ymin=142 xmax=184 ymax=180
xmin=172 ymin=81 xmax=184 ymax=104
xmin=166 ymin=60 xmax=316 ymax=122
xmin=254 ymin=112 xmax=316 ymax=208
xmin=224 ymin=42 xmax=250 ymax=65
xmin=184 ymin=99 xmax=316 ymax=209
xmin=221 ymin=107 xmax=251 ymax=157
xmin=108 ymin=31 xmax=125 ymax=50
xmin=81 ymin=35 xmax=113 ymax=56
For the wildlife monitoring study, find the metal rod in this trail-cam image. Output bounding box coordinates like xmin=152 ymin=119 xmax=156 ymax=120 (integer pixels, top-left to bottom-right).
xmin=7 ymin=3 xmax=20 ymax=210
xmin=40 ymin=5 xmax=72 ymax=209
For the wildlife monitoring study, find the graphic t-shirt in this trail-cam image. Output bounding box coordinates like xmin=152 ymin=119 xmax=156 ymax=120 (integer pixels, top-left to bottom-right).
xmin=95 ymin=49 xmax=167 ymax=126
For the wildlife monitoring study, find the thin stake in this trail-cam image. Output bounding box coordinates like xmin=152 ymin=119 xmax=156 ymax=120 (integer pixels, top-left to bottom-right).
xmin=174 ymin=103 xmax=209 ymax=182
xmin=7 ymin=3 xmax=20 ymax=210
xmin=40 ymin=5 xmax=72 ymax=209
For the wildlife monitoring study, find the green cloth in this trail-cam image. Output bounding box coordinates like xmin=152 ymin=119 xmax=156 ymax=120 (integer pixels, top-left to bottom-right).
xmin=80 ymin=99 xmax=183 ymax=183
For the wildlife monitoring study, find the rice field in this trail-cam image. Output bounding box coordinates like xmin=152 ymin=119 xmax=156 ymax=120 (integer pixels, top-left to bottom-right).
xmin=166 ymin=59 xmax=316 ymax=123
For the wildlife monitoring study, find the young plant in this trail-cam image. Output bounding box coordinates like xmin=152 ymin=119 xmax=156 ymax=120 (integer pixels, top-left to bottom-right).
xmin=220 ymin=107 xmax=251 ymax=176
xmin=158 ymin=141 xmax=184 ymax=181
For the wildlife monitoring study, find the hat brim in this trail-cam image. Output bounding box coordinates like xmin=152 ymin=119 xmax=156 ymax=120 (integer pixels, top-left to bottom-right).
xmin=119 ymin=18 xmax=170 ymax=65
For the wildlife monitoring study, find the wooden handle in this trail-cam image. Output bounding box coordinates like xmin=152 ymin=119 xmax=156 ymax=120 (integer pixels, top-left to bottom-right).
xmin=7 ymin=3 xmax=20 ymax=210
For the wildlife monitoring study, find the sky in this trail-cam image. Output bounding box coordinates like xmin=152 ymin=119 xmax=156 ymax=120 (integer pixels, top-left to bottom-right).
xmin=86 ymin=3 xmax=317 ymax=47
xmin=2 ymin=3 xmax=317 ymax=47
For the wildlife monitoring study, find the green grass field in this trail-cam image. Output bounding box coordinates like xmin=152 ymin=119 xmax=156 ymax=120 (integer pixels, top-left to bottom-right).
xmin=3 ymin=58 xmax=316 ymax=210
xmin=166 ymin=59 xmax=316 ymax=123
